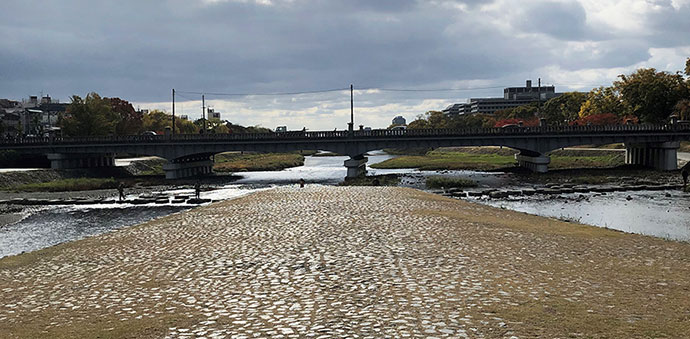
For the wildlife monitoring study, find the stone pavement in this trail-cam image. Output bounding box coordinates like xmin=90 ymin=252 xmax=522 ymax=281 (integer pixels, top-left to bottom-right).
xmin=1 ymin=186 xmax=689 ymax=338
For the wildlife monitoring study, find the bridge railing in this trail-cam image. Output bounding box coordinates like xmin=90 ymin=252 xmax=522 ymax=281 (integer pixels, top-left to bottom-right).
xmin=1 ymin=123 xmax=689 ymax=146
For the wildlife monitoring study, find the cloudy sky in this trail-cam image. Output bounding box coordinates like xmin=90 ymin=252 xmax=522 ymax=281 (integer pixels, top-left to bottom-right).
xmin=1 ymin=0 xmax=689 ymax=130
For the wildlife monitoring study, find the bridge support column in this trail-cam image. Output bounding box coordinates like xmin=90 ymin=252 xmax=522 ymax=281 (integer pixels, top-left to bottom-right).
xmin=163 ymin=159 xmax=214 ymax=179
xmin=46 ymin=153 xmax=115 ymax=169
xmin=344 ymin=155 xmax=367 ymax=178
xmin=625 ymin=141 xmax=678 ymax=171
xmin=515 ymin=153 xmax=550 ymax=173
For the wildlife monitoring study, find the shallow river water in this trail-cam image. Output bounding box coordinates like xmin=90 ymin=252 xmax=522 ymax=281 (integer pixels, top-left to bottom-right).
xmin=1 ymin=152 xmax=689 ymax=258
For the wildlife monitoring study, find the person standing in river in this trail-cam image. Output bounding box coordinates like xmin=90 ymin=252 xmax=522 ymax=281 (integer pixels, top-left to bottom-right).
xmin=681 ymin=163 xmax=689 ymax=188
xmin=194 ymin=180 xmax=201 ymax=199
xmin=117 ymin=183 xmax=125 ymax=201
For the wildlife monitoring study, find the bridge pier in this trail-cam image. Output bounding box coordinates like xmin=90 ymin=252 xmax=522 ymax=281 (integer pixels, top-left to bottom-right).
xmin=163 ymin=158 xmax=214 ymax=179
xmin=344 ymin=155 xmax=367 ymax=178
xmin=515 ymin=153 xmax=550 ymax=173
xmin=47 ymin=153 xmax=115 ymax=169
xmin=625 ymin=141 xmax=678 ymax=171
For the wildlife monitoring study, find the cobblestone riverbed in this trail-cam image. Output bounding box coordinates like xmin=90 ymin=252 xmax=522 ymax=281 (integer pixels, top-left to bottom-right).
xmin=1 ymin=186 xmax=689 ymax=338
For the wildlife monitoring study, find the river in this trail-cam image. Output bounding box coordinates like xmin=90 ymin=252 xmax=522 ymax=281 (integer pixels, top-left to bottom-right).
xmin=1 ymin=151 xmax=689 ymax=258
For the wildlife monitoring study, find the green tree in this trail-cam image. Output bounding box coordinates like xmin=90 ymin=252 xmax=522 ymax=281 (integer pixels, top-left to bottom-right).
xmin=578 ymin=86 xmax=628 ymax=119
xmin=613 ymin=68 xmax=688 ymax=123
xmin=213 ymin=124 xmax=230 ymax=134
xmin=541 ymin=92 xmax=587 ymax=125
xmin=407 ymin=111 xmax=449 ymax=129
xmin=62 ymin=93 xmax=119 ymax=136
xmin=175 ymin=118 xmax=199 ymax=134
xmin=142 ymin=110 xmax=171 ymax=133
xmin=494 ymin=105 xmax=538 ymax=121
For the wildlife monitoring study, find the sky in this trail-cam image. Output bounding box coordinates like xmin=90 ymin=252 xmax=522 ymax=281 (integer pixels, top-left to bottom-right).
xmin=1 ymin=0 xmax=689 ymax=130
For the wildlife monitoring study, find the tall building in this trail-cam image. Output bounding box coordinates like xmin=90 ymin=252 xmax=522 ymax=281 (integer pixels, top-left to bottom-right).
xmin=443 ymin=80 xmax=562 ymax=116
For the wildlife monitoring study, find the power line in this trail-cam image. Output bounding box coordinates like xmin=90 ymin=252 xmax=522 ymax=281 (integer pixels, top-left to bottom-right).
xmin=176 ymin=87 xmax=350 ymax=97
xmin=368 ymin=85 xmax=509 ymax=92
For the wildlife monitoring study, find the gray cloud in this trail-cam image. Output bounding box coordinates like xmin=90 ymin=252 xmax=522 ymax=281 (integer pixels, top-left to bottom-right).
xmin=0 ymin=0 xmax=687 ymax=123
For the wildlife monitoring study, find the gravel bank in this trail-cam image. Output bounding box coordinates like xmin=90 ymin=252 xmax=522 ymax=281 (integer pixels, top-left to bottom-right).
xmin=0 ymin=186 xmax=688 ymax=338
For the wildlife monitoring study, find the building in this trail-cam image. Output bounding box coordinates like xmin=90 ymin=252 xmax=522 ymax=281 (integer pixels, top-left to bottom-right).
xmin=208 ymin=108 xmax=221 ymax=120
xmin=392 ymin=115 xmax=406 ymax=126
xmin=443 ymin=80 xmax=562 ymax=116
xmin=0 ymin=95 xmax=67 ymax=136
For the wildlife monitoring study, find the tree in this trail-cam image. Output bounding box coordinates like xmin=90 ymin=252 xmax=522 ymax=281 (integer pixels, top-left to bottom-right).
xmin=175 ymin=118 xmax=199 ymax=134
xmin=570 ymin=113 xmax=621 ymax=126
xmin=213 ymin=124 xmax=230 ymax=134
xmin=541 ymin=92 xmax=587 ymax=125
xmin=109 ymin=97 xmax=143 ymax=135
xmin=613 ymin=68 xmax=688 ymax=123
xmin=142 ymin=110 xmax=171 ymax=133
xmin=61 ymin=93 xmax=119 ymax=136
xmin=407 ymin=117 xmax=431 ymax=129
xmin=578 ymin=86 xmax=628 ymax=119
xmin=494 ymin=105 xmax=538 ymax=121
xmin=493 ymin=117 xmax=539 ymax=127
xmin=674 ymin=99 xmax=690 ymax=121
xmin=407 ymin=111 xmax=449 ymax=129
xmin=448 ymin=113 xmax=489 ymax=129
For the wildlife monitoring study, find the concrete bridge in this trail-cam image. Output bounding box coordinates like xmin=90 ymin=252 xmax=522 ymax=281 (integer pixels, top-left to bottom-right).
xmin=1 ymin=124 xmax=689 ymax=179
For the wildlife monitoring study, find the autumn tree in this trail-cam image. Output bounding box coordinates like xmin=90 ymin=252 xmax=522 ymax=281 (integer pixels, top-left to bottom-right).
xmin=61 ymin=93 xmax=119 ymax=136
xmin=613 ymin=68 xmax=688 ymax=123
xmin=578 ymin=86 xmax=628 ymax=119
xmin=109 ymin=97 xmax=143 ymax=135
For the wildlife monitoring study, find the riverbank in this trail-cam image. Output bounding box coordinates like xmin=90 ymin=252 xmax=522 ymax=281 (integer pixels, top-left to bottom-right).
xmin=1 ymin=186 xmax=688 ymax=338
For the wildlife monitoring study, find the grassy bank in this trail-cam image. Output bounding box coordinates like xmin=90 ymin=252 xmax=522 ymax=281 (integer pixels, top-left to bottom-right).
xmin=12 ymin=177 xmax=119 ymax=192
xmin=374 ymin=147 xmax=625 ymax=171
xmin=373 ymin=149 xmax=516 ymax=171
xmin=214 ymin=152 xmax=304 ymax=172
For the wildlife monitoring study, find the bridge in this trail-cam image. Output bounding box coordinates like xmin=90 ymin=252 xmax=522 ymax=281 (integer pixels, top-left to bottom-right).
xmin=2 ymin=124 xmax=689 ymax=179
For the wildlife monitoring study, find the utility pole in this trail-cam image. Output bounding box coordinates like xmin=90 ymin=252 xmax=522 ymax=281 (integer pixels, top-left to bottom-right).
xmin=537 ymin=78 xmax=542 ymax=118
xmin=202 ymin=94 xmax=206 ymax=134
xmin=172 ymin=89 xmax=175 ymax=135
xmin=348 ymin=84 xmax=354 ymax=133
